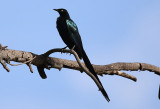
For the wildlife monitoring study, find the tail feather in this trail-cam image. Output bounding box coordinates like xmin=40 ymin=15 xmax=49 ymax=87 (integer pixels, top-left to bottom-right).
xmin=81 ymin=48 xmax=110 ymax=102
xmin=101 ymin=88 xmax=110 ymax=102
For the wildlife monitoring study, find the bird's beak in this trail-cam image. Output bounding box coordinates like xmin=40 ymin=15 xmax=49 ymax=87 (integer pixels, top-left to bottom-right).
xmin=53 ymin=9 xmax=58 ymax=11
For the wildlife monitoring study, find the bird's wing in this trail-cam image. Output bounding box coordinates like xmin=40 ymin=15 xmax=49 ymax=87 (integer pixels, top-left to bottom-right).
xmin=66 ymin=19 xmax=78 ymax=32
xmin=66 ymin=19 xmax=83 ymax=48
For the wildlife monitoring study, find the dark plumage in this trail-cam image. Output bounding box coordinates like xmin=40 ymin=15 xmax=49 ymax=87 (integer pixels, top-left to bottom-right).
xmin=54 ymin=8 xmax=110 ymax=102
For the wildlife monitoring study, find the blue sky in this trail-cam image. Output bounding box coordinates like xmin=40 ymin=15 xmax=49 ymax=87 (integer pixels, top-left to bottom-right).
xmin=0 ymin=0 xmax=160 ymax=109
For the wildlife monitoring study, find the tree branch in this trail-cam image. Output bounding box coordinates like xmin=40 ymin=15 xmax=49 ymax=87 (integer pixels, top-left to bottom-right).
xmin=0 ymin=44 xmax=160 ymax=82
xmin=43 ymin=48 xmax=105 ymax=95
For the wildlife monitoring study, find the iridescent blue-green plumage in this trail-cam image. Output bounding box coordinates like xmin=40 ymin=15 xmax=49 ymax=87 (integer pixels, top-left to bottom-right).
xmin=66 ymin=19 xmax=77 ymax=31
xmin=54 ymin=8 xmax=110 ymax=102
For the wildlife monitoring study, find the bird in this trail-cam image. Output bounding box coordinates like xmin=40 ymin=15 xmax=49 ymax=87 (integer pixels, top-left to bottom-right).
xmin=54 ymin=8 xmax=110 ymax=102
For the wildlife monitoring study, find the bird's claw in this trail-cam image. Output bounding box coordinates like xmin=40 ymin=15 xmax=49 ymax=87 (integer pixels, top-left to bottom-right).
xmin=69 ymin=45 xmax=75 ymax=55
xmin=61 ymin=46 xmax=67 ymax=54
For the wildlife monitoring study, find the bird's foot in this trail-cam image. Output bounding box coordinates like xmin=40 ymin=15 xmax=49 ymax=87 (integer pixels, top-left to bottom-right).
xmin=69 ymin=45 xmax=75 ymax=55
xmin=61 ymin=46 xmax=67 ymax=54
xmin=71 ymin=45 xmax=75 ymax=51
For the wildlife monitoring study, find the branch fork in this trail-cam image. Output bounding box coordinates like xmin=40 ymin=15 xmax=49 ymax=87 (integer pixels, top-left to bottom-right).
xmin=0 ymin=43 xmax=160 ymax=81
xmin=0 ymin=43 xmax=160 ymax=100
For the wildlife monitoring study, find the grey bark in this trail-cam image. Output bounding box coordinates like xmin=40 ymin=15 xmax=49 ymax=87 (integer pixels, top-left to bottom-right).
xmin=0 ymin=44 xmax=160 ymax=82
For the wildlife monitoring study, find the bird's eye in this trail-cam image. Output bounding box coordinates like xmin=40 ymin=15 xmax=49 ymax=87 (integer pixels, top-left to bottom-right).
xmin=61 ymin=10 xmax=64 ymax=12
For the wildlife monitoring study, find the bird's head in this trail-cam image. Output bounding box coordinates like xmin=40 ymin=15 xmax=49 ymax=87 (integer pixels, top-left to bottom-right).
xmin=53 ymin=8 xmax=70 ymax=18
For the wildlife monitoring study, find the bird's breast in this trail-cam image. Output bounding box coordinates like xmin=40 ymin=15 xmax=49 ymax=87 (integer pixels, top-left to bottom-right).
xmin=56 ymin=18 xmax=75 ymax=48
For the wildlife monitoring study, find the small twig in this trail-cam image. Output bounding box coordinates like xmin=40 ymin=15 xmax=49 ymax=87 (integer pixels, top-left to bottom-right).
xmin=117 ymin=71 xmax=137 ymax=81
xmin=7 ymin=56 xmax=36 ymax=66
xmin=0 ymin=44 xmax=8 ymax=50
xmin=0 ymin=58 xmax=10 ymax=72
xmin=70 ymin=49 xmax=104 ymax=90
xmin=27 ymin=62 xmax=33 ymax=73
xmin=102 ymin=70 xmax=137 ymax=82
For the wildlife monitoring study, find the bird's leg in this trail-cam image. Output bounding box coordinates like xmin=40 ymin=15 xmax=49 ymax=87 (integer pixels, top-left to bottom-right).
xmin=69 ymin=45 xmax=75 ymax=55
xmin=61 ymin=46 xmax=68 ymax=54
xmin=71 ymin=45 xmax=75 ymax=50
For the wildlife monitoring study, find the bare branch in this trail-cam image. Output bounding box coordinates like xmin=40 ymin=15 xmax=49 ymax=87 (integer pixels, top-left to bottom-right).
xmin=43 ymin=48 xmax=104 ymax=92
xmin=0 ymin=44 xmax=160 ymax=82
xmin=7 ymin=56 xmax=36 ymax=66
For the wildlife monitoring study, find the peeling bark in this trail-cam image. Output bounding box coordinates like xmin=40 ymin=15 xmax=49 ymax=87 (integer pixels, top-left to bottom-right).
xmin=0 ymin=44 xmax=160 ymax=82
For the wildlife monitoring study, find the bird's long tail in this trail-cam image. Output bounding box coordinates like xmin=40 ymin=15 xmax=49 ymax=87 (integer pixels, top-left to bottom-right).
xmin=81 ymin=48 xmax=110 ymax=102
